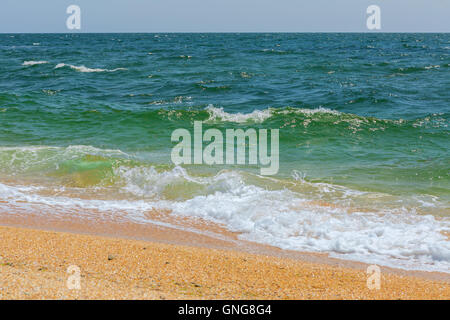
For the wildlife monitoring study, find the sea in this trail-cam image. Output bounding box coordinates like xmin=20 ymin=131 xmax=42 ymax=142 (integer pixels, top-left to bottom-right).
xmin=0 ymin=33 xmax=449 ymax=272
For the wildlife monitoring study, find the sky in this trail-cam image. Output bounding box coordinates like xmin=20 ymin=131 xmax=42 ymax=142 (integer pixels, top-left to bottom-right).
xmin=0 ymin=0 xmax=449 ymax=33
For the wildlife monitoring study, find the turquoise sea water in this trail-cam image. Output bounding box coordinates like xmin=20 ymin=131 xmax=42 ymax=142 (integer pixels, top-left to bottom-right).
xmin=0 ymin=33 xmax=449 ymax=271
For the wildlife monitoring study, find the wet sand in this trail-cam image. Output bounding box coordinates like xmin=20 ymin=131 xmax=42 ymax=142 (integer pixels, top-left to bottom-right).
xmin=0 ymin=212 xmax=449 ymax=299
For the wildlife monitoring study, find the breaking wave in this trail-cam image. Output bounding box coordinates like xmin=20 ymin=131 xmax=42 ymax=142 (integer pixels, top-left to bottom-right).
xmin=0 ymin=164 xmax=449 ymax=273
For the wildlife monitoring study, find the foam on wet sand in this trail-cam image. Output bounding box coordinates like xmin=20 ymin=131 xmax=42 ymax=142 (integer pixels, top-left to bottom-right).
xmin=0 ymin=225 xmax=448 ymax=300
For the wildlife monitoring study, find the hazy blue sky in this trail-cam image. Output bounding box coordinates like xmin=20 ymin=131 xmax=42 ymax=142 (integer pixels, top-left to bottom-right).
xmin=0 ymin=0 xmax=449 ymax=33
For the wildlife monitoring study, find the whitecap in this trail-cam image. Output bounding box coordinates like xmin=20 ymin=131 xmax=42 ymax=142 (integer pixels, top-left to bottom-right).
xmin=205 ymin=105 xmax=342 ymax=123
xmin=54 ymin=63 xmax=126 ymax=73
xmin=205 ymin=105 xmax=273 ymax=123
xmin=22 ymin=60 xmax=48 ymax=66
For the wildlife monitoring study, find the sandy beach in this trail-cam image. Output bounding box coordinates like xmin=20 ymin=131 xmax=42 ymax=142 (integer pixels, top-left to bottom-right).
xmin=0 ymin=223 xmax=449 ymax=300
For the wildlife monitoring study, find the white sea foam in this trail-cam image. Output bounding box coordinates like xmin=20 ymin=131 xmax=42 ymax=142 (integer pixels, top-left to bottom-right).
xmin=205 ymin=105 xmax=342 ymax=123
xmin=0 ymin=145 xmax=129 ymax=156
xmin=149 ymin=170 xmax=450 ymax=272
xmin=205 ymin=105 xmax=273 ymax=123
xmin=22 ymin=60 xmax=48 ymax=66
xmin=0 ymin=181 xmax=232 ymax=242
xmin=54 ymin=63 xmax=127 ymax=73
xmin=1 ymin=166 xmax=449 ymax=273
xmin=116 ymin=165 xmax=204 ymax=198
xmin=283 ymin=106 xmax=341 ymax=116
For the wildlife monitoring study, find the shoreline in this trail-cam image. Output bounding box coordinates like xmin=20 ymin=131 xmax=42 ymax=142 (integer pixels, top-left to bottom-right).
xmin=0 ymin=211 xmax=449 ymax=299
xmin=0 ymin=224 xmax=449 ymax=299
xmin=0 ymin=209 xmax=448 ymax=283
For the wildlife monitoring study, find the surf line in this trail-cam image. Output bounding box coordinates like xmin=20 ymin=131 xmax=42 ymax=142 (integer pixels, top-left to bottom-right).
xmin=171 ymin=121 xmax=279 ymax=175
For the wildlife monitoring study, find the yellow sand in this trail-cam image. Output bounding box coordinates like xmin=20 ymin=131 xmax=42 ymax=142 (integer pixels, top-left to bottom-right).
xmin=0 ymin=225 xmax=448 ymax=299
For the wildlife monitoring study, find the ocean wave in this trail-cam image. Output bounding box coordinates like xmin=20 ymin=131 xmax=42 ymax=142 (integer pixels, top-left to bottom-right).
xmin=2 ymin=102 xmax=448 ymax=135
xmin=54 ymin=63 xmax=127 ymax=73
xmin=22 ymin=60 xmax=48 ymax=66
xmin=206 ymin=106 xmax=450 ymax=131
xmin=0 ymin=145 xmax=131 ymax=178
xmin=0 ymin=145 xmax=129 ymax=157
xmin=0 ymin=140 xmax=449 ymax=273
xmin=163 ymin=179 xmax=450 ymax=272
xmin=1 ymin=166 xmax=449 ymax=273
xmin=205 ymin=105 xmax=273 ymax=123
xmin=204 ymin=105 xmax=343 ymax=123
